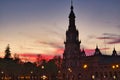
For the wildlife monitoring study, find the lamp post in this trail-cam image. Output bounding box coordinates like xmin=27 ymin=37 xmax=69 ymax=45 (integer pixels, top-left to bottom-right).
xmin=41 ymin=65 xmax=48 ymax=80
xmin=1 ymin=71 xmax=4 ymax=80
xmin=30 ymin=71 xmax=33 ymax=80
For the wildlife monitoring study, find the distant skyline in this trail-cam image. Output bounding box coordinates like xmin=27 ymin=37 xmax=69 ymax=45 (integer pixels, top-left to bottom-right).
xmin=0 ymin=0 xmax=120 ymax=62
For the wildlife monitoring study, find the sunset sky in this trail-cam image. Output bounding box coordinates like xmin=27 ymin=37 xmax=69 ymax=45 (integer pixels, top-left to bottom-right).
xmin=0 ymin=0 xmax=120 ymax=62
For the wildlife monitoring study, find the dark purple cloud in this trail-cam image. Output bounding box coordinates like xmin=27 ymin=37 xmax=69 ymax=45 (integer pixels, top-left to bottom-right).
xmin=96 ymin=36 xmax=115 ymax=40
xmin=96 ymin=33 xmax=120 ymax=44
xmin=107 ymin=38 xmax=120 ymax=44
xmin=103 ymin=33 xmax=120 ymax=37
xmin=36 ymin=41 xmax=63 ymax=49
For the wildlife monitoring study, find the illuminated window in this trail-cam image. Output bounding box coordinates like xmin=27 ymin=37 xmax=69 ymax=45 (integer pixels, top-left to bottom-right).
xmin=68 ymin=68 xmax=72 ymax=72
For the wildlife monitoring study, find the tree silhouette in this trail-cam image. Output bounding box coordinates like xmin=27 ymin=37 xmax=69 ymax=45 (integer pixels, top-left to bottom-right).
xmin=4 ymin=44 xmax=11 ymax=59
xmin=53 ymin=55 xmax=62 ymax=68
xmin=14 ymin=53 xmax=20 ymax=63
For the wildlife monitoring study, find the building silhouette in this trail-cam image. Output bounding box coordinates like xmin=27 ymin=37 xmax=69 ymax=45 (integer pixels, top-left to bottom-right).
xmin=0 ymin=1 xmax=120 ymax=80
xmin=61 ymin=3 xmax=120 ymax=80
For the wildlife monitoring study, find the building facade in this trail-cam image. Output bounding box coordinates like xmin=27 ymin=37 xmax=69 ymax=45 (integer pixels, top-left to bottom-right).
xmin=61 ymin=4 xmax=120 ymax=80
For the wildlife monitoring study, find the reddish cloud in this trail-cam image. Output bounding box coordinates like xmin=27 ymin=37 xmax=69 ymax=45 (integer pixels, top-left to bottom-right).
xmin=55 ymin=48 xmax=64 ymax=55
xmin=19 ymin=53 xmax=39 ymax=62
xmin=18 ymin=40 xmax=64 ymax=62
xmin=19 ymin=53 xmax=56 ymax=62
xmin=1 ymin=46 xmax=110 ymax=62
xmin=18 ymin=46 xmax=110 ymax=62
xmin=100 ymin=48 xmax=110 ymax=50
xmin=84 ymin=49 xmax=95 ymax=56
xmin=19 ymin=47 xmax=64 ymax=62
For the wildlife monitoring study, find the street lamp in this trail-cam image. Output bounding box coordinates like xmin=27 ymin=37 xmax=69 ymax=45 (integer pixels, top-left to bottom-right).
xmin=116 ymin=64 xmax=119 ymax=68
xmin=112 ymin=64 xmax=119 ymax=69
xmin=83 ymin=64 xmax=88 ymax=69
xmin=112 ymin=65 xmax=115 ymax=69
xmin=1 ymin=71 xmax=4 ymax=80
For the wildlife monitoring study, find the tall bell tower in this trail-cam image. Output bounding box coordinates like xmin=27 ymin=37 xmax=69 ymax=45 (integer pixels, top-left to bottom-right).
xmin=62 ymin=1 xmax=82 ymax=80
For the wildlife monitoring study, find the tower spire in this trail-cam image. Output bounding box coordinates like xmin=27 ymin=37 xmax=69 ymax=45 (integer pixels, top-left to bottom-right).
xmin=112 ymin=47 xmax=117 ymax=56
xmin=94 ymin=45 xmax=102 ymax=56
xmin=71 ymin=0 xmax=73 ymax=6
xmin=71 ymin=0 xmax=73 ymax=9
xmin=63 ymin=1 xmax=82 ymax=79
xmin=69 ymin=0 xmax=76 ymax=30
